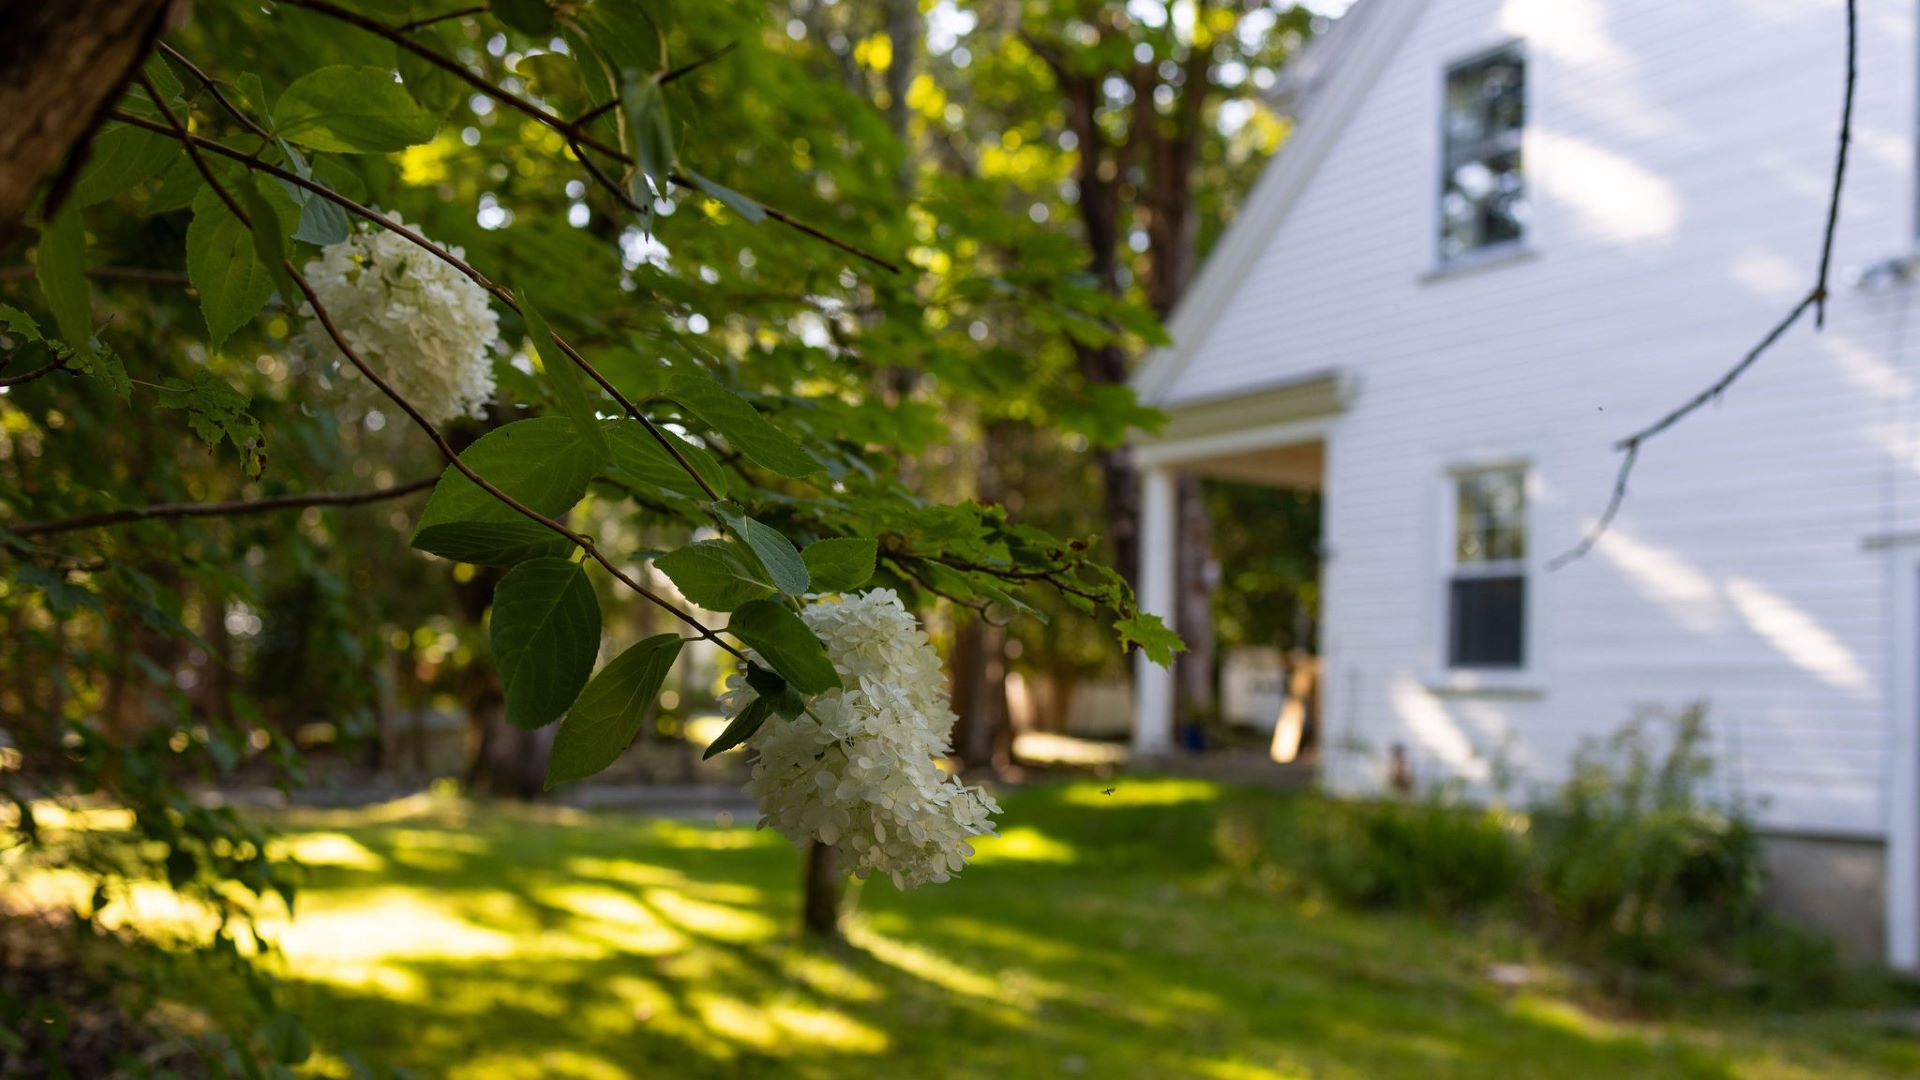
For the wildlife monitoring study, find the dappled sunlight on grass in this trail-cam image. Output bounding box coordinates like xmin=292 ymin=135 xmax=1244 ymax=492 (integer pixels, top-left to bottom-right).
xmin=971 ymin=824 xmax=1077 ymax=864
xmin=17 ymin=780 xmax=1920 ymax=1079
xmin=1057 ymin=776 xmax=1218 ymax=807
xmin=275 ymin=831 xmax=386 ymax=871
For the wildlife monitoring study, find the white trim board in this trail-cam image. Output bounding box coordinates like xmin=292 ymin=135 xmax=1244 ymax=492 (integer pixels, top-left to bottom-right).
xmin=1134 ymin=415 xmax=1337 ymax=469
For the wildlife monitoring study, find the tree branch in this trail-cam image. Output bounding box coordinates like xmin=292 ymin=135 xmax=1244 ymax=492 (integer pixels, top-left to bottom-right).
xmin=9 ymin=478 xmax=438 ymax=537
xmin=269 ymin=0 xmax=900 ymax=272
xmin=111 ymin=105 xmax=724 ymax=503
xmin=0 ymin=357 xmax=68 ymax=388
xmin=135 ymin=62 xmax=746 ymax=660
xmin=1551 ymin=0 xmax=1856 ymax=569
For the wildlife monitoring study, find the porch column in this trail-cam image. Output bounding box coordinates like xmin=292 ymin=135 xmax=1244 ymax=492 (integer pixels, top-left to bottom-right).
xmin=1132 ymin=464 xmax=1177 ymax=755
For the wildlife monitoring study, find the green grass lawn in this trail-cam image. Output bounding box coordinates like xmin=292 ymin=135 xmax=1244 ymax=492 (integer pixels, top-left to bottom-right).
xmin=240 ymin=779 xmax=1919 ymax=1079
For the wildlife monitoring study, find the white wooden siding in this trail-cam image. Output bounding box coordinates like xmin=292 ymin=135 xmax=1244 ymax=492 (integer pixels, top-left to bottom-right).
xmin=1158 ymin=0 xmax=1918 ymax=836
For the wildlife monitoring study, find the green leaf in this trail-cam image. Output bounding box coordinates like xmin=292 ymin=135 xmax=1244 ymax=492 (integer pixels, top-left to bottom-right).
xmin=71 ymin=125 xmax=177 ymax=208
xmin=547 ymin=634 xmax=684 ymax=786
xmin=603 ymin=421 xmax=726 ymax=499
xmin=273 ymin=66 xmax=440 ymax=153
xmin=398 ymin=23 xmax=467 ymax=114
xmin=185 ymin=180 xmax=298 ymax=349
xmin=685 ymin=169 xmax=766 ymax=223
xmin=412 ymin=417 xmax=601 ymax=564
xmin=1116 ymin=611 xmax=1185 ymax=667
xmin=155 ymin=371 xmax=266 ymax=477
xmin=237 ymin=182 xmax=296 ymax=301
xmin=802 ymin=538 xmax=876 ymax=594
xmin=745 ymin=662 xmax=808 ymax=719
xmin=145 ymin=155 xmax=204 ymax=216
xmin=519 ymin=291 xmax=610 ymax=466
xmin=35 ymin=208 xmax=92 ymax=356
xmin=725 ymin=600 xmax=839 ymax=694
xmin=262 ymin=1013 xmax=312 ymax=1066
xmin=665 ymin=373 xmax=818 ymax=478
xmin=655 ymin=541 xmax=776 ymax=611
xmin=15 ymin=565 xmax=102 ymax=616
xmin=619 ymin=72 xmax=674 ymax=201
xmin=490 ymin=558 xmax=601 ymax=729
xmin=701 ymin=695 xmax=772 ymax=759
xmin=715 ymin=504 xmax=808 ymax=595
xmin=570 ymin=1 xmax=662 ymax=79
xmin=514 ymin=53 xmax=588 ymax=110
xmin=0 ymin=306 xmax=44 ymax=345
xmin=277 ymin=141 xmax=350 ymax=246
xmin=490 ymin=0 xmax=556 ymax=35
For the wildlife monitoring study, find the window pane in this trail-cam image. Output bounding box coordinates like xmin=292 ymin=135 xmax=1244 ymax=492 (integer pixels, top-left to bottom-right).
xmin=1449 ymin=574 xmax=1526 ymax=667
xmin=1455 ymin=468 xmax=1526 ymax=564
xmin=1440 ymin=48 xmax=1525 ymax=258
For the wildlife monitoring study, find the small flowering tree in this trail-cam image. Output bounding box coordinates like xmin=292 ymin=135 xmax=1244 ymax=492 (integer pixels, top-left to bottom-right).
xmin=1 ymin=2 xmax=1183 ymax=1045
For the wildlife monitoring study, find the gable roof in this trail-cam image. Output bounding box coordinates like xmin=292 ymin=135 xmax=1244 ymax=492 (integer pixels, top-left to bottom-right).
xmin=1133 ymin=0 xmax=1430 ymax=407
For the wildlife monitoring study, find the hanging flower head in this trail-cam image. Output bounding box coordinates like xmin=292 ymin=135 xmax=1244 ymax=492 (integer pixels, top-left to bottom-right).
xmin=727 ymin=588 xmax=1001 ymax=890
xmin=297 ymin=216 xmax=500 ymax=424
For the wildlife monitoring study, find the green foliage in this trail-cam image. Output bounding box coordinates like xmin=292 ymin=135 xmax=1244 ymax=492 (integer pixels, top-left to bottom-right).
xmin=185 ymin=178 xmax=299 ymax=348
xmin=155 ymin=370 xmax=267 ymax=477
xmin=664 ymin=374 xmax=818 ymax=479
xmin=546 ymin=634 xmax=685 ymax=787
xmin=34 ymin=207 xmax=94 ymax=358
xmin=489 ymin=557 xmax=602 ymax=729
xmin=725 ymin=599 xmax=840 ymax=694
xmin=655 ymin=540 xmax=776 ymax=611
xmin=1287 ymin=708 xmax=1831 ymax=1001
xmin=715 ymin=502 xmax=808 ymax=594
xmin=411 ymin=418 xmax=598 ymax=564
xmin=70 ymin=124 xmax=177 ymax=209
xmin=272 ymin=66 xmax=441 ymax=153
xmin=1528 ymin=705 xmax=1810 ymax=997
xmin=1302 ymin=792 xmax=1525 ymax=916
xmin=801 ymin=536 xmax=876 ymax=593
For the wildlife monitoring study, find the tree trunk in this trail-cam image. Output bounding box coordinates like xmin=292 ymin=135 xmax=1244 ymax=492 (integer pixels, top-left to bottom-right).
xmin=0 ymin=0 xmax=180 ymax=231
xmin=801 ymin=840 xmax=843 ymax=938
xmin=950 ymin=617 xmax=1010 ymax=773
xmin=799 ymin=0 xmax=923 ymax=941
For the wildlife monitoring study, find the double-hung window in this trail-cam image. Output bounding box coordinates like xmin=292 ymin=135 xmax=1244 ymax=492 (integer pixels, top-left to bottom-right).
xmin=1447 ymin=466 xmax=1527 ymax=669
xmin=1440 ymin=44 xmax=1526 ymax=261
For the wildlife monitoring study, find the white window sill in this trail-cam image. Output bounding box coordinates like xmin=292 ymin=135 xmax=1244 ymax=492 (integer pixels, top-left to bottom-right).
xmin=1424 ymin=671 xmax=1545 ymax=699
xmin=1420 ymin=243 xmax=1537 ymax=283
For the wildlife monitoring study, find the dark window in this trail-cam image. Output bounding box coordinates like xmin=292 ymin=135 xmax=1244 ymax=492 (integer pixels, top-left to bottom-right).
xmin=1449 ymin=575 xmax=1525 ymax=667
xmin=1448 ymin=467 xmax=1526 ymax=668
xmin=1440 ymin=46 xmax=1526 ymax=261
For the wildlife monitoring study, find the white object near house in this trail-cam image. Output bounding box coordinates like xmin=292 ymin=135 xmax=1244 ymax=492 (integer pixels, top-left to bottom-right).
xmin=1130 ymin=0 xmax=1920 ymax=969
xmin=1221 ymin=647 xmax=1288 ymax=730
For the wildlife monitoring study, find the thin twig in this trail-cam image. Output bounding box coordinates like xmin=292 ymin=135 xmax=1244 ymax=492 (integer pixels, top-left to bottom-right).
xmin=155 ymin=43 xmax=273 ymax=143
xmin=660 ymin=43 xmax=737 ymax=86
xmin=0 ymin=358 xmax=68 ymax=388
xmin=9 ymin=478 xmax=438 ymax=537
xmin=1551 ymin=1 xmax=1856 ymax=569
xmin=0 ymin=265 xmax=192 ymax=287
xmin=396 ymin=5 xmax=486 ymax=32
xmin=272 ymin=0 xmax=900 ymax=272
xmin=111 ymin=104 xmax=726 ymax=505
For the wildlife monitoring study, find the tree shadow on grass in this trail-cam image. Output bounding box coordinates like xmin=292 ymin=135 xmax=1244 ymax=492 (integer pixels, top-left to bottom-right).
xmin=259 ymin=784 xmax=1918 ymax=1080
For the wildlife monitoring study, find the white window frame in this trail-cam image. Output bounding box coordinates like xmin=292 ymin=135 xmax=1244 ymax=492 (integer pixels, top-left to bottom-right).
xmin=1429 ymin=460 xmax=1543 ymax=696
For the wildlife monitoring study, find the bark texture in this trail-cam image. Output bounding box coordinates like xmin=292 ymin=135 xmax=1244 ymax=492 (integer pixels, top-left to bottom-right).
xmin=0 ymin=0 xmax=179 ymax=229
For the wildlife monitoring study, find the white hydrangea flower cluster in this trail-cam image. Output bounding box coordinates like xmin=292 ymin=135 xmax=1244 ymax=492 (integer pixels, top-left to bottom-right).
xmin=297 ymin=216 xmax=500 ymax=424
xmin=728 ymin=589 xmax=1001 ymax=889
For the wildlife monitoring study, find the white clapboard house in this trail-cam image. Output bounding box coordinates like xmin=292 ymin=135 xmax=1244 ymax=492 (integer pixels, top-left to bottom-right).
xmin=1128 ymin=0 xmax=1920 ymax=967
